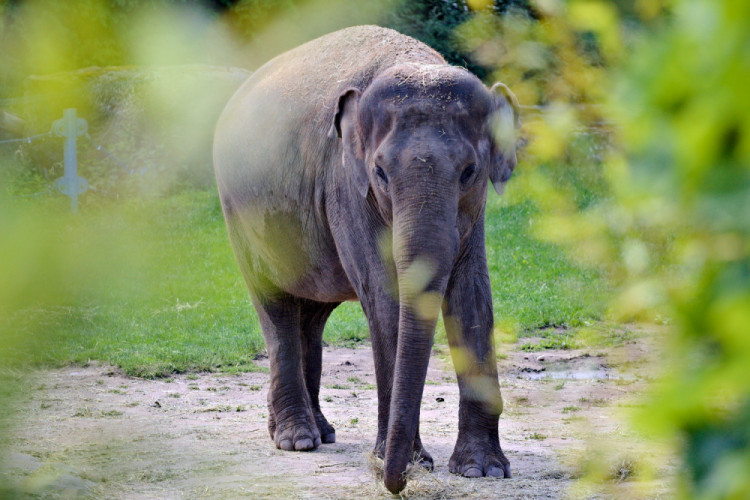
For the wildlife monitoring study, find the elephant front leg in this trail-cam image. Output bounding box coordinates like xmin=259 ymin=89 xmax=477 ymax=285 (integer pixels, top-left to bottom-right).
xmin=442 ymin=226 xmax=511 ymax=479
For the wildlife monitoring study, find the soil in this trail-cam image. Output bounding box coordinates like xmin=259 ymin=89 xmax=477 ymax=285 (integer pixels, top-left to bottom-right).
xmin=1 ymin=328 xmax=676 ymax=499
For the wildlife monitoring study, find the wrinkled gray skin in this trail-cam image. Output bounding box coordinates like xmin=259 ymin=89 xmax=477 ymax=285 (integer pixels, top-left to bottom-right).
xmin=213 ymin=26 xmax=520 ymax=493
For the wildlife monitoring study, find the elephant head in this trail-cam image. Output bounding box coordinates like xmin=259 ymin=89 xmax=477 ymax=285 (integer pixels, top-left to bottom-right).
xmin=329 ymin=64 xmax=520 ymax=493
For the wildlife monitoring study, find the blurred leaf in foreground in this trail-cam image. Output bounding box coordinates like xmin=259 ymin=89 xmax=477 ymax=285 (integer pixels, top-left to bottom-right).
xmin=461 ymin=0 xmax=750 ymax=496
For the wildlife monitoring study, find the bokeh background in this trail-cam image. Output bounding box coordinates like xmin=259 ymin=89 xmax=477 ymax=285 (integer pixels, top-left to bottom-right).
xmin=1 ymin=0 xmax=748 ymax=498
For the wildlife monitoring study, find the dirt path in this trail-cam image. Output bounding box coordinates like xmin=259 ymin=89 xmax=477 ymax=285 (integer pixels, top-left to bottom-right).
xmin=1 ymin=330 xmax=673 ymax=499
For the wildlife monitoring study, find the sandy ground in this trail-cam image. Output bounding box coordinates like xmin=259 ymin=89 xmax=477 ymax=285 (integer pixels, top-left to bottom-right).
xmin=1 ymin=329 xmax=676 ymax=499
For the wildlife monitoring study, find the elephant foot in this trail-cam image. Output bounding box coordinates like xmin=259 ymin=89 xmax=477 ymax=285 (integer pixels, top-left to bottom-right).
xmin=270 ymin=405 xmax=321 ymax=451
xmin=314 ymin=410 xmax=336 ymax=444
xmin=449 ymin=435 xmax=510 ymax=478
xmin=411 ymin=436 xmax=434 ymax=470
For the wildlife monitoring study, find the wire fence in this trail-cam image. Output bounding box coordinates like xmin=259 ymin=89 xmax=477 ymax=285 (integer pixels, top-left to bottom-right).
xmin=2 ymin=108 xmax=136 ymax=210
xmin=1 ymin=129 xmax=139 ymax=172
xmin=83 ymin=133 xmax=134 ymax=174
xmin=0 ymin=131 xmax=53 ymax=145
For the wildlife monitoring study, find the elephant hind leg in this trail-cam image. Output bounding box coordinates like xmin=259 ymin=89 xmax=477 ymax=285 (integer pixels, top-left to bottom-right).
xmin=300 ymin=299 xmax=340 ymax=444
xmin=253 ymin=293 xmax=321 ymax=451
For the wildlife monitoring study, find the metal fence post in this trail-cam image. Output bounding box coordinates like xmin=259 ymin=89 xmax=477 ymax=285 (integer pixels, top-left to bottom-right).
xmin=53 ymin=108 xmax=88 ymax=212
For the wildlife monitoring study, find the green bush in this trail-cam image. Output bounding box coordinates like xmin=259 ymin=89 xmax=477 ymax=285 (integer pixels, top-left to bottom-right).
xmin=6 ymin=65 xmax=250 ymax=198
xmin=461 ymin=0 xmax=750 ymax=496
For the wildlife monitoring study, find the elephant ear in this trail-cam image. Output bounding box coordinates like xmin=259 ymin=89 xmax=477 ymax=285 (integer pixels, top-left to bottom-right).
xmin=488 ymin=82 xmax=521 ymax=196
xmin=328 ymin=88 xmax=369 ymax=197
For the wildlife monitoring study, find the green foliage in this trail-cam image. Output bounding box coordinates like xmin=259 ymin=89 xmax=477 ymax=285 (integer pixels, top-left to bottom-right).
xmin=461 ymin=0 xmax=750 ymax=496
xmin=382 ymin=0 xmax=533 ymax=79
xmin=1 ymin=0 xmax=125 ymax=90
xmin=611 ymin=1 xmax=750 ymax=496
xmin=0 ymin=0 xmax=535 ymax=95
xmin=381 ymin=0 xmax=478 ymax=75
xmin=223 ymin=0 xmax=302 ymax=39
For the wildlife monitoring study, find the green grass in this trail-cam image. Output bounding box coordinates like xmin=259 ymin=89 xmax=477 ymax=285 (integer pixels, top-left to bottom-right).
xmin=3 ymin=191 xmax=264 ymax=377
xmin=527 ymin=432 xmax=548 ymax=440
xmin=2 ymin=185 xmax=607 ymax=377
xmin=518 ymin=328 xmax=580 ymax=352
xmin=484 ymin=189 xmax=606 ymax=335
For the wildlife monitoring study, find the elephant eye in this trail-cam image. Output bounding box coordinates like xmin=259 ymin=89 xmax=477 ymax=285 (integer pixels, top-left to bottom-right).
xmin=375 ymin=165 xmax=389 ymax=184
xmin=460 ymin=164 xmax=476 ymax=184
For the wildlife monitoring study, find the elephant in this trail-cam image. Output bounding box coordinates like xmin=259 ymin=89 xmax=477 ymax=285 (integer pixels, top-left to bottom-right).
xmin=213 ymin=25 xmax=520 ymax=493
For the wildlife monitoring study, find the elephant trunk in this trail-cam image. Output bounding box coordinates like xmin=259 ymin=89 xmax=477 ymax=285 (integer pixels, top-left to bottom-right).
xmin=383 ymin=196 xmax=458 ymax=493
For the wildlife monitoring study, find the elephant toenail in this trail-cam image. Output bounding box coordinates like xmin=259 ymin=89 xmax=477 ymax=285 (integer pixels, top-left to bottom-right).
xmin=503 ymin=463 xmax=512 ymax=478
xmin=321 ymin=432 xmax=336 ymax=444
xmin=486 ymin=466 xmax=503 ymax=477
xmin=279 ymin=439 xmax=294 ymax=451
xmin=314 ymin=436 xmax=322 ymax=447
xmin=463 ymin=466 xmax=482 ymax=478
xmin=294 ymin=438 xmax=314 ymax=450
